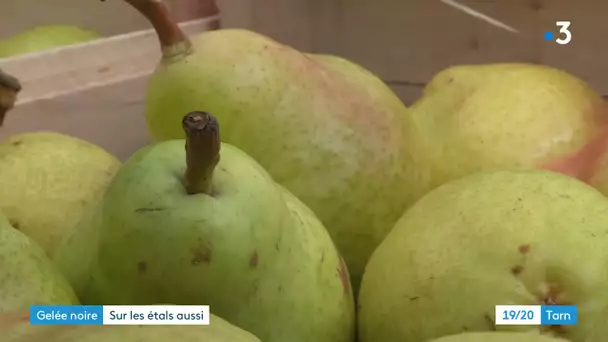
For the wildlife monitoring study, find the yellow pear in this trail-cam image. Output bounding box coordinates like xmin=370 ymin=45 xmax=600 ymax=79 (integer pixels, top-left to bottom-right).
xmin=0 ymin=132 xmax=120 ymax=256
xmin=404 ymin=63 xmax=607 ymax=208
xmin=358 ymin=169 xmax=608 ymax=342
xmin=0 ymin=212 xmax=79 ymax=314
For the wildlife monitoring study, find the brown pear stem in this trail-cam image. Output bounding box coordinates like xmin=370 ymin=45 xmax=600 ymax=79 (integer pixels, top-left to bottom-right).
xmin=122 ymin=0 xmax=193 ymax=59
xmin=0 ymin=69 xmax=22 ymax=126
xmin=183 ymin=111 xmax=221 ymax=195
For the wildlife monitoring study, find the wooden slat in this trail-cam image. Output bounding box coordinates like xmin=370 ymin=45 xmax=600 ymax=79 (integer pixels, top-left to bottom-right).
xmin=311 ymin=0 xmax=608 ymax=95
xmin=0 ymin=0 xmax=222 ymax=37
xmin=1 ymin=0 xmax=150 ymax=38
xmin=0 ymin=18 xmax=218 ymax=104
xmin=252 ymin=0 xmax=314 ymax=51
xmin=218 ymin=0 xmax=255 ymax=29
xmin=2 ymin=77 xmax=150 ymax=161
xmin=0 ymin=18 xmax=219 ymax=160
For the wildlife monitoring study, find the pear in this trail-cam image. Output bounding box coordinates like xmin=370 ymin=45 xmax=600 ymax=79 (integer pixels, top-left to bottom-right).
xmin=0 ymin=132 xmax=121 ymax=256
xmin=358 ymin=169 xmax=608 ymax=342
xmin=122 ymin=0 xmax=412 ymax=292
xmin=428 ymin=332 xmax=569 ymax=342
xmin=309 ymin=53 xmax=408 ymax=112
xmin=55 ymin=112 xmax=355 ymax=342
xmin=0 ymin=25 xmax=99 ymax=58
xmin=404 ymin=63 xmax=607 ymax=208
xmin=540 ymin=113 xmax=608 ymax=198
xmin=0 ymin=212 xmax=79 ymax=313
xmin=52 ymin=198 xmax=105 ymax=299
xmin=1 ymin=310 xmax=260 ymax=342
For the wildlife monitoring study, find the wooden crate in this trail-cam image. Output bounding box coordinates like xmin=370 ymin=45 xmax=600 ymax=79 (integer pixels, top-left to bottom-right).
xmin=1 ymin=0 xmax=606 ymax=160
xmin=308 ymin=0 xmax=608 ymax=104
xmin=0 ymin=0 xmax=312 ymax=159
xmin=0 ymin=0 xmax=224 ymax=160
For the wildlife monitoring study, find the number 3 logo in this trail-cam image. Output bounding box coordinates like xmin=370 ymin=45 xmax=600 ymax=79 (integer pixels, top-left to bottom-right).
xmin=556 ymin=21 xmax=572 ymax=45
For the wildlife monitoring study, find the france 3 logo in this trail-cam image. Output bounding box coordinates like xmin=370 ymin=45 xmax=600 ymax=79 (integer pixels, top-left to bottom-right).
xmin=544 ymin=21 xmax=572 ymax=45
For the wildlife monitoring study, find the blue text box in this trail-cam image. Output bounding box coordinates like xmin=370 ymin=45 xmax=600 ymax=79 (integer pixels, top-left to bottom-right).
xmin=30 ymin=305 xmax=103 ymax=325
xmin=540 ymin=305 xmax=578 ymax=325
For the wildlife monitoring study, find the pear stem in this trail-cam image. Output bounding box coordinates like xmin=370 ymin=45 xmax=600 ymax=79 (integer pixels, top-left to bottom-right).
xmin=122 ymin=0 xmax=193 ymax=59
xmin=0 ymin=69 xmax=22 ymax=126
xmin=183 ymin=111 xmax=221 ymax=195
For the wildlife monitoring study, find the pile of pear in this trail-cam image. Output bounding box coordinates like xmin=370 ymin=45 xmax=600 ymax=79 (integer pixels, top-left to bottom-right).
xmin=3 ymin=0 xmax=608 ymax=341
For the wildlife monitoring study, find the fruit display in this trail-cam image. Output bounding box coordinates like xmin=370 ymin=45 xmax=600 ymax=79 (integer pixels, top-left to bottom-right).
xmin=1 ymin=1 xmax=608 ymax=342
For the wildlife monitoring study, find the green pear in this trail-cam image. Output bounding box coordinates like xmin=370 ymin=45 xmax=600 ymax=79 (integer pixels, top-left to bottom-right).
xmin=0 ymin=132 xmax=120 ymax=256
xmin=122 ymin=0 xmax=412 ymax=292
xmin=52 ymin=196 xmax=105 ymax=296
xmin=0 ymin=212 xmax=79 ymax=313
xmin=428 ymin=332 xmax=569 ymax=342
xmin=404 ymin=63 xmax=607 ymax=208
xmin=55 ymin=112 xmax=355 ymax=342
xmin=358 ymin=169 xmax=608 ymax=342
xmin=1 ymin=310 xmax=260 ymax=342
xmin=0 ymin=25 xmax=99 ymax=58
